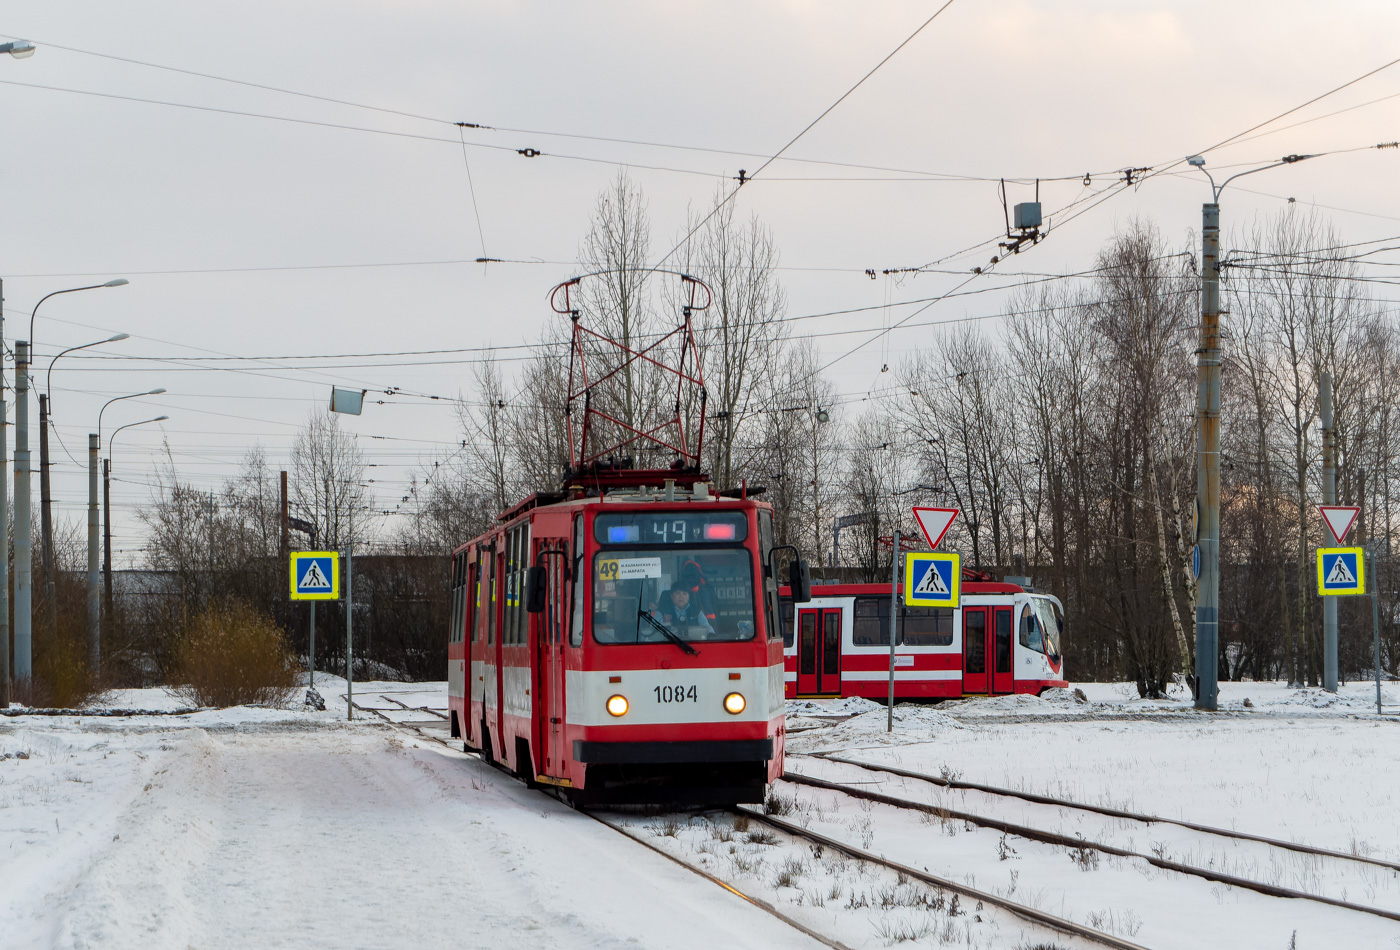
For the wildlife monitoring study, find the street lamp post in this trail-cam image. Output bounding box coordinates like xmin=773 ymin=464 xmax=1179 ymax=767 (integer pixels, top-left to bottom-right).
xmin=1187 ymin=153 xmax=1313 ymax=711
xmin=42 ymin=333 xmax=131 ymax=638
xmin=105 ymin=417 xmax=168 ymax=618
xmin=96 ymin=398 xmax=166 ymax=671
xmin=1 ymin=40 xmax=35 ymax=701
xmin=16 ymin=279 xmax=128 ymax=678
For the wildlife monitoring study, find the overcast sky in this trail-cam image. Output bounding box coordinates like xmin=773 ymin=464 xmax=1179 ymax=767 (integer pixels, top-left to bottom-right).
xmin=2 ymin=0 xmax=1399 ymax=562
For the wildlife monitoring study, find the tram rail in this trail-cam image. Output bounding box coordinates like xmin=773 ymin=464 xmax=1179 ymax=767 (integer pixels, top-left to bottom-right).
xmin=786 ymin=756 xmax=1400 ymax=925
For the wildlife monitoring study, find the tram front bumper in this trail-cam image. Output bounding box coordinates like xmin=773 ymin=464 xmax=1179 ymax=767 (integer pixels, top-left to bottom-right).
xmin=573 ymin=738 xmax=774 ymax=764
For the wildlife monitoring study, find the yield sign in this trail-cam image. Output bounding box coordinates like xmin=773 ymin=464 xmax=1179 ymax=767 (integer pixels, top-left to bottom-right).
xmin=1319 ymin=506 xmax=1361 ymax=545
xmin=912 ymin=507 xmax=959 ymax=549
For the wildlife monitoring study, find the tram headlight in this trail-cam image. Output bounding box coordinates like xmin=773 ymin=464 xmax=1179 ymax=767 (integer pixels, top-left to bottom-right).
xmin=606 ymin=694 xmax=629 ymax=717
xmin=723 ymin=692 xmax=746 ymax=715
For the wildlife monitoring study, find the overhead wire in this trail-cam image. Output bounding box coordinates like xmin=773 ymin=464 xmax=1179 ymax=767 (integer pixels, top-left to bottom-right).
xmin=653 ymin=0 xmax=961 ymax=268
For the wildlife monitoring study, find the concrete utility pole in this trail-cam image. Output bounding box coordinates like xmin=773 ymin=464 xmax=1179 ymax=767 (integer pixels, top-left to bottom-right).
xmin=1188 ymin=152 xmax=1314 ymax=711
xmin=346 ymin=540 xmax=355 ymax=722
xmin=38 ymin=392 xmax=56 ymax=637
xmin=1321 ymin=372 xmax=1338 ymax=692
xmin=14 ymin=341 xmax=32 ymax=682
xmin=1195 ymin=201 xmax=1222 ymax=711
xmin=103 ymin=457 xmax=112 ymax=623
xmin=0 ymin=280 xmax=9 ymax=709
xmin=87 ymin=434 xmax=100 ymax=672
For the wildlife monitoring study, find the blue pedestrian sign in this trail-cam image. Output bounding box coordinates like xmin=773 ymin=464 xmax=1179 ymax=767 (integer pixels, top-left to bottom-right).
xmin=1191 ymin=544 xmax=1201 ymax=580
xmin=1317 ymin=547 xmax=1365 ymax=597
xmin=904 ymin=553 xmax=961 ymax=608
xmin=290 ymin=551 xmax=340 ymax=601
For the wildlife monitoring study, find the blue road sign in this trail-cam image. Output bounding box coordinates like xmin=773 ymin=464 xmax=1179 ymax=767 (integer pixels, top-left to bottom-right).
xmin=904 ymin=553 xmax=960 ymax=608
xmin=290 ymin=551 xmax=340 ymax=601
xmin=1317 ymin=547 xmax=1365 ymax=597
xmin=1192 ymin=544 xmax=1201 ymax=580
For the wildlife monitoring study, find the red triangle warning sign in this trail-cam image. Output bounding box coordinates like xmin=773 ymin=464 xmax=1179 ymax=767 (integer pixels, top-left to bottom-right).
xmin=912 ymin=507 xmax=959 ymax=549
xmin=1319 ymin=506 xmax=1360 ymax=545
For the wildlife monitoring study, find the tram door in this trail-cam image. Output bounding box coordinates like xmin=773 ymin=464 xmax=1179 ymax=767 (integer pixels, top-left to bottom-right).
xmin=991 ymin=606 xmax=1014 ymax=693
xmin=961 ymin=606 xmax=989 ymax=694
xmin=533 ymin=539 xmax=568 ymax=777
xmin=796 ymin=608 xmax=842 ymax=695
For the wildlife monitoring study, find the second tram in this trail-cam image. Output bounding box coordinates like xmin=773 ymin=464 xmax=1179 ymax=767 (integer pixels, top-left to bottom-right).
xmin=779 ymin=580 xmax=1066 ymax=700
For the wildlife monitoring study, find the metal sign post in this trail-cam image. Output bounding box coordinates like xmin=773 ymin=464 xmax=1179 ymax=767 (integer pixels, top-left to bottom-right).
xmin=290 ymin=551 xmax=340 ymax=701
xmin=308 ymin=602 xmax=316 ymax=688
xmin=887 ymin=530 xmax=899 ymax=734
xmin=1371 ymin=543 xmax=1383 ymax=716
xmin=346 ymin=541 xmax=354 ymax=722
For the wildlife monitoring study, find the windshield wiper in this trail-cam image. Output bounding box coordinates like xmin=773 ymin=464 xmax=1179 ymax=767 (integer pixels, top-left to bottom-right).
xmin=637 ymin=608 xmax=700 ymax=656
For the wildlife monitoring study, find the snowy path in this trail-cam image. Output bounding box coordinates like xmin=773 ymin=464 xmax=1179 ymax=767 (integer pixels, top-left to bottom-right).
xmin=3 ymin=719 xmax=824 ymax=950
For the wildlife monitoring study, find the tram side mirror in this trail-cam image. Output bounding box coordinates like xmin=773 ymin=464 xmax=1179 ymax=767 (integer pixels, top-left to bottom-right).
xmin=790 ymin=558 xmax=812 ymax=603
xmin=525 ymin=565 xmax=548 ymax=613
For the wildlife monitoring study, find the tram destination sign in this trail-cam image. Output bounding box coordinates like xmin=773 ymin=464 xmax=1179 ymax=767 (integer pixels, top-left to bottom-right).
xmin=290 ymin=551 xmax=341 ymax=601
xmin=904 ymin=553 xmax=961 ymax=608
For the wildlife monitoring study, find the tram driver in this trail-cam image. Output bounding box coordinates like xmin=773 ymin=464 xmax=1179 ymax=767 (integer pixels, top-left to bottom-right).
xmin=655 ymin=586 xmax=715 ymax=638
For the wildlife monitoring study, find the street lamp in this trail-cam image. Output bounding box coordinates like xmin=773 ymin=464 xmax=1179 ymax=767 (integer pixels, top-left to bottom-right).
xmin=38 ymin=333 xmax=132 ymax=641
xmin=13 ymin=277 xmax=128 ymax=682
xmin=0 ymin=42 xmax=36 ymax=700
xmin=98 ymin=413 xmax=169 ymax=672
xmin=1187 ymin=153 xmax=1314 ymax=711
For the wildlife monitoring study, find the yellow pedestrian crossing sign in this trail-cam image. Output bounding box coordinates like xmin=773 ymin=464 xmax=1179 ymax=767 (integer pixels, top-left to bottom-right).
xmin=904 ymin=553 xmax=960 ymax=607
xmin=1317 ymin=547 xmax=1364 ymax=596
xmin=291 ymin=551 xmax=340 ymax=600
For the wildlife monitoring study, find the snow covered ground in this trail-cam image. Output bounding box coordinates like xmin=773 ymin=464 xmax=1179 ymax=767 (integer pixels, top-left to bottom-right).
xmin=3 ymin=679 xmax=1397 ymax=949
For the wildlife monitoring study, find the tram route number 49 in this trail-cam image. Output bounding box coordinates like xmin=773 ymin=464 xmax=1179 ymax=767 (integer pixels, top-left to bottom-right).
xmin=654 ymin=685 xmax=698 ymax=704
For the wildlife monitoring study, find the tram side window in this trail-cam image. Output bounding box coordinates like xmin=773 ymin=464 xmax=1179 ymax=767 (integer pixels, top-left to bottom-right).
xmin=852 ymin=597 xmax=890 ymax=646
xmin=486 ymin=550 xmax=497 ymax=645
xmin=465 ymin=559 xmax=477 ymax=643
xmin=449 ymin=554 xmax=462 ymax=643
xmin=447 ymin=555 xmax=457 ymax=644
xmin=1019 ymin=604 xmax=1043 ymax=653
xmin=853 ymin=598 xmax=952 ymax=646
xmin=502 ymin=524 xmax=530 ymax=645
xmin=570 ymin=515 xmax=585 ymax=647
xmin=759 ymin=510 xmax=781 ymax=641
xmin=902 ymin=606 xmax=953 ymax=646
xmin=470 ymin=552 xmax=482 ymax=643
xmin=778 ymin=597 xmax=794 ymax=648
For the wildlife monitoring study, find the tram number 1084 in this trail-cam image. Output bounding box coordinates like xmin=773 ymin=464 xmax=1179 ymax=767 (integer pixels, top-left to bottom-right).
xmin=654 ymin=685 xmax=698 ymax=704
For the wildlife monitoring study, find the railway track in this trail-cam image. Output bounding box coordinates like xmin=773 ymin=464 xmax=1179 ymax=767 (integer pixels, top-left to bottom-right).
xmin=815 ymin=752 xmax=1400 ymax=874
xmin=351 ymin=696 xmax=1142 ymax=950
xmin=786 ymin=753 xmax=1400 ymax=925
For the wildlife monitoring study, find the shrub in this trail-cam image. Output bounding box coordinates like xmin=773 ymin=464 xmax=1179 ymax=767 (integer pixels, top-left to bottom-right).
xmin=169 ymin=601 xmax=298 ymax=707
xmin=25 ymin=620 xmax=105 ymax=709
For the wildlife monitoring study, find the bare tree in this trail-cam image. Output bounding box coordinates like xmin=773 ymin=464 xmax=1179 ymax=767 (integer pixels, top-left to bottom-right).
xmin=289 ymin=410 xmax=373 ymax=550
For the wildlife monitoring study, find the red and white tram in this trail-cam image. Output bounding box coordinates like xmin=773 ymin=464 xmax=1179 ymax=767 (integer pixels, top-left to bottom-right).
xmin=446 ymin=476 xmax=809 ymax=805
xmin=779 ymin=580 xmax=1066 ymax=700
xmin=445 ymin=269 xmax=814 ymax=804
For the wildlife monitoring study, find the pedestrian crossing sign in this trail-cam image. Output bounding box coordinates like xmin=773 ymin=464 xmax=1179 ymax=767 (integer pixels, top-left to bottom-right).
xmin=290 ymin=551 xmax=340 ymax=600
xmin=1317 ymin=547 xmax=1364 ymax=596
xmin=904 ymin=553 xmax=960 ymax=608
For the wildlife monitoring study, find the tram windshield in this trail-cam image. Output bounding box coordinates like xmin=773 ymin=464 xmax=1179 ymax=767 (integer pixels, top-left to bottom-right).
xmin=1032 ymin=597 xmax=1063 ymax=661
xmin=592 ymin=547 xmax=757 ymax=645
